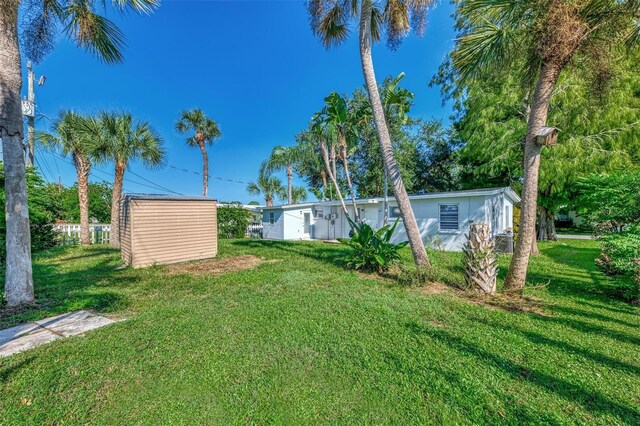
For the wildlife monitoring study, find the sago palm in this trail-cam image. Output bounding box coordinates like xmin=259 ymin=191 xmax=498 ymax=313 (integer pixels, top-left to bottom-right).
xmin=37 ymin=111 xmax=96 ymax=247
xmin=449 ymin=0 xmax=640 ymax=291
xmin=89 ymin=111 xmax=164 ymax=248
xmin=175 ymin=108 xmax=222 ymax=197
xmin=0 ymin=0 xmax=158 ymax=305
xmin=247 ymin=174 xmax=286 ymax=207
xmin=307 ymin=0 xmax=435 ymax=267
xmin=260 ymin=145 xmax=305 ymax=204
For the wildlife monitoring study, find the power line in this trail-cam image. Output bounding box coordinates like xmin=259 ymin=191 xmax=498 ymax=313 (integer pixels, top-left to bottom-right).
xmin=126 ymin=168 xmax=182 ymax=195
xmin=165 ymin=163 xmax=251 ymax=185
xmin=49 ymin=151 xmax=182 ymax=195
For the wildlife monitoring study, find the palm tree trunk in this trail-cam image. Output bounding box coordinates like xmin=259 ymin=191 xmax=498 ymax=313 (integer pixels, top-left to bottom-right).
xmin=505 ymin=62 xmax=561 ymax=291
xmin=359 ymin=0 xmax=429 ymax=268
xmin=75 ymin=153 xmax=92 ymax=246
xmin=110 ymin=160 xmax=126 ymax=248
xmin=286 ymin=163 xmax=293 ymax=204
xmin=1 ymin=1 xmax=34 ymax=306
xmin=320 ymin=170 xmax=327 ymax=201
xmin=321 ymin=140 xmax=351 ymax=222
xmin=266 ymin=196 xmax=273 ymax=207
xmin=199 ymin=141 xmax=209 ymax=197
xmin=340 ymin=136 xmax=360 ymax=222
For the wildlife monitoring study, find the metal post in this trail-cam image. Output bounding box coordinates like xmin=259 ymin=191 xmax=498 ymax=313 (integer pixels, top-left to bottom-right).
xmin=26 ymin=61 xmax=35 ymax=168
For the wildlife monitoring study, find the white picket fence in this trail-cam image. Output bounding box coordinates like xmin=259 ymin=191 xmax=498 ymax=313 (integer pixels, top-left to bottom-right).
xmin=54 ymin=224 xmax=111 ymax=245
xmin=245 ymin=224 xmax=263 ymax=238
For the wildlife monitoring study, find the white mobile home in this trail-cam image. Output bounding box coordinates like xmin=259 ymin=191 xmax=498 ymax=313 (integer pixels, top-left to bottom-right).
xmin=260 ymin=187 xmax=520 ymax=251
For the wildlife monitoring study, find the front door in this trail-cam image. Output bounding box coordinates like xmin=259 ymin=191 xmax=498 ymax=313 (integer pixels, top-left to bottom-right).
xmin=303 ymin=212 xmax=311 ymax=238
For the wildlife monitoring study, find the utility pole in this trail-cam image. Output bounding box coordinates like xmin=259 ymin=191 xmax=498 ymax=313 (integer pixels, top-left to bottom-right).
xmin=26 ymin=61 xmax=35 ymax=167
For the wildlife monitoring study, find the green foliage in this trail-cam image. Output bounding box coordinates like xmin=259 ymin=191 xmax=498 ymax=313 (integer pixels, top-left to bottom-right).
xmin=576 ymin=172 xmax=640 ymax=232
xmin=58 ymin=182 xmax=112 ymax=223
xmin=0 ymin=165 xmax=58 ymax=264
xmin=341 ymin=219 xmax=408 ymax=272
xmin=217 ymin=203 xmax=252 ymax=239
xmin=597 ymin=226 xmax=640 ymax=301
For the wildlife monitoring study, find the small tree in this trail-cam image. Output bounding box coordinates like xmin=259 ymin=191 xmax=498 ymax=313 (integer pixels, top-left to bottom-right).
xmin=175 ymin=109 xmax=221 ymax=197
xmin=462 ymin=223 xmax=498 ymax=295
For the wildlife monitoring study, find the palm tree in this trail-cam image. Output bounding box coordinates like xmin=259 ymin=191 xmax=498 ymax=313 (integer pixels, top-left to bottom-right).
xmin=0 ymin=0 xmax=158 ymax=306
xmin=37 ymin=111 xmax=95 ymax=247
xmin=291 ymin=186 xmax=308 ymax=204
xmin=309 ymin=115 xmax=351 ymax=220
xmin=295 ymin=131 xmax=329 ymax=201
xmin=260 ymin=145 xmax=304 ymax=204
xmin=247 ymin=175 xmax=286 ymax=206
xmin=317 ymin=92 xmax=361 ymax=222
xmin=449 ymin=0 xmax=640 ymax=291
xmin=308 ymin=0 xmax=433 ymax=268
xmin=90 ymin=112 xmax=164 ymax=248
xmin=175 ymin=109 xmax=222 ymax=197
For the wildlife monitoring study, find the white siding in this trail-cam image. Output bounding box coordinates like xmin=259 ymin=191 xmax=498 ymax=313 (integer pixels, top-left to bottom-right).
xmin=262 ymin=209 xmax=284 ymax=240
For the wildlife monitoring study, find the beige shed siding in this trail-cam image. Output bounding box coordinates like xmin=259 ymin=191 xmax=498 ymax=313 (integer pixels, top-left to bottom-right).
xmin=119 ymin=198 xmax=133 ymax=266
xmin=128 ymin=199 xmax=217 ymax=267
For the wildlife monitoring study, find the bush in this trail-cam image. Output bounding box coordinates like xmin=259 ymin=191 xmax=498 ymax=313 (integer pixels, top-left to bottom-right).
xmin=341 ymin=219 xmax=408 ymax=272
xmin=1 ymin=164 xmax=59 ymax=265
xmin=596 ymin=226 xmax=640 ymax=300
xmin=217 ymin=203 xmax=252 ymax=239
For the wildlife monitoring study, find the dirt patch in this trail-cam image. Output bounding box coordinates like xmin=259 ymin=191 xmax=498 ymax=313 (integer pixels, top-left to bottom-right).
xmin=464 ymin=292 xmax=552 ymax=316
xmin=165 ymin=255 xmax=272 ymax=276
xmin=415 ymin=282 xmax=453 ymax=295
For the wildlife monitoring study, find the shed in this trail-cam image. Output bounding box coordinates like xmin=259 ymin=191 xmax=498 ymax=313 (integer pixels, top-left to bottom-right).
xmin=120 ymin=194 xmax=218 ymax=268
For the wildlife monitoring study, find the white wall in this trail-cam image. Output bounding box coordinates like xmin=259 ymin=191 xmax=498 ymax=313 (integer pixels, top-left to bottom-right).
xmin=262 ymin=209 xmax=284 ymax=240
xmin=282 ymin=207 xmax=313 ymax=240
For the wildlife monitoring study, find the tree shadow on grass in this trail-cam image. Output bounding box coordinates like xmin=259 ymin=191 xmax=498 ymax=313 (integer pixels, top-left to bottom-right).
xmin=1 ymin=247 xmax=135 ymax=329
xmin=0 ymin=356 xmax=34 ymax=382
xmin=529 ymin=245 xmax=634 ymax=303
xmin=405 ymin=322 xmax=640 ymax=423
xmin=469 ymin=314 xmax=640 ymax=376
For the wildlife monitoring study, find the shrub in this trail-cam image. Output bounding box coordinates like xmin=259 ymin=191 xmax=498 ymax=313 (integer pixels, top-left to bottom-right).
xmin=1 ymin=164 xmax=59 ymax=265
xmin=596 ymin=225 xmax=640 ymax=300
xmin=341 ymin=219 xmax=408 ymax=272
xmin=217 ymin=203 xmax=252 ymax=239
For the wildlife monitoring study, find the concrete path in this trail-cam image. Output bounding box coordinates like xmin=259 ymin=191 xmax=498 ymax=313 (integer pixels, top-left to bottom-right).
xmin=557 ymin=234 xmax=593 ymax=240
xmin=0 ymin=310 xmax=116 ymax=357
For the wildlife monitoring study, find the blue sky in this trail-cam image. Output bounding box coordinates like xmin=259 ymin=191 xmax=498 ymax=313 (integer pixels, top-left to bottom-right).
xmin=27 ymin=0 xmax=456 ymax=203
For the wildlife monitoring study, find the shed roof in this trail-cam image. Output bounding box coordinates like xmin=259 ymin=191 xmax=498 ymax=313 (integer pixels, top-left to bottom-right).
xmin=123 ymin=193 xmax=217 ymax=202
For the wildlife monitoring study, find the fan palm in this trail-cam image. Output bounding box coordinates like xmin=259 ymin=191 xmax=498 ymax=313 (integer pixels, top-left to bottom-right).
xmin=0 ymin=0 xmax=158 ymax=305
xmin=175 ymin=109 xmax=222 ymax=197
xmin=295 ymin=131 xmax=329 ymax=201
xmin=247 ymin=175 xmax=286 ymax=207
xmin=291 ymin=186 xmax=308 ymax=204
xmin=89 ymin=112 xmax=164 ymax=248
xmin=307 ymin=0 xmax=434 ymax=268
xmin=449 ymin=0 xmax=640 ymax=291
xmin=260 ymin=145 xmax=305 ymax=204
xmin=37 ymin=111 xmax=95 ymax=247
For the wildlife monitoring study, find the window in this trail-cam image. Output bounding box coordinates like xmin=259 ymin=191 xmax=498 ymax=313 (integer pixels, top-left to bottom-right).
xmin=269 ymin=212 xmax=275 ymax=225
xmin=315 ymin=209 xmax=324 ymax=219
xmin=389 ymin=206 xmax=401 ymax=219
xmin=439 ymin=204 xmax=459 ymax=231
xmin=505 ymin=205 xmax=511 ymax=229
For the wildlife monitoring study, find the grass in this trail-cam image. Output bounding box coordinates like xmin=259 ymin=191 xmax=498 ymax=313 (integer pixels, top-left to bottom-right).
xmin=1 ymin=239 xmax=638 ymax=424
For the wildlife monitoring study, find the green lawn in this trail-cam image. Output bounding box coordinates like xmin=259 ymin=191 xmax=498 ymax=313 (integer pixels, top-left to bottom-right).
xmin=1 ymin=239 xmax=638 ymax=424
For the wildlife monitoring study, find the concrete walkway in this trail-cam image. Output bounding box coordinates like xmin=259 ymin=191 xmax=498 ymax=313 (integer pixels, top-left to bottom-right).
xmin=557 ymin=234 xmax=593 ymax=240
xmin=0 ymin=310 xmax=116 ymax=357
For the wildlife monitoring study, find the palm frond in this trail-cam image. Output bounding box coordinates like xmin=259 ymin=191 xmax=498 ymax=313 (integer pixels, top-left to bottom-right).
xmin=452 ymin=19 xmax=516 ymax=83
xmin=63 ymin=0 xmax=126 ymax=63
xmin=111 ymin=0 xmax=159 ymax=15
